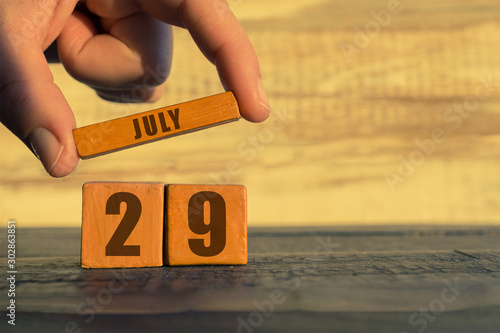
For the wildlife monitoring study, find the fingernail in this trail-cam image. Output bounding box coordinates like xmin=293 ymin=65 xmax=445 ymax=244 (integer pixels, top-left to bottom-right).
xmin=258 ymin=78 xmax=271 ymax=113
xmin=29 ymin=128 xmax=64 ymax=173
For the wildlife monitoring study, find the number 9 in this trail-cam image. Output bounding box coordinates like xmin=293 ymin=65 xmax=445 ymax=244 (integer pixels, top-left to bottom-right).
xmin=187 ymin=191 xmax=226 ymax=257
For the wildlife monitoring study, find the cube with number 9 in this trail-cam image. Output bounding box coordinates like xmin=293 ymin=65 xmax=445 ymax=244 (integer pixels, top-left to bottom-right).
xmin=166 ymin=184 xmax=247 ymax=265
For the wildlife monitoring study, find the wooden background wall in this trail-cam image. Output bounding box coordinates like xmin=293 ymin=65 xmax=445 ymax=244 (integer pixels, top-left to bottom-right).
xmin=1 ymin=0 xmax=499 ymax=226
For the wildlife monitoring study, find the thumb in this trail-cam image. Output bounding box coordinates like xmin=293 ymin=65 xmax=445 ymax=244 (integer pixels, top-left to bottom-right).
xmin=0 ymin=42 xmax=79 ymax=177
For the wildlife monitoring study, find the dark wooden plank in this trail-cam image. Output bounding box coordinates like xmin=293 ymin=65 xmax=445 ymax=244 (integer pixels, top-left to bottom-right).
xmin=0 ymin=227 xmax=499 ymax=333
xmin=5 ymin=226 xmax=500 ymax=257
xmin=2 ymin=307 xmax=499 ymax=333
xmin=4 ymin=252 xmax=499 ymax=313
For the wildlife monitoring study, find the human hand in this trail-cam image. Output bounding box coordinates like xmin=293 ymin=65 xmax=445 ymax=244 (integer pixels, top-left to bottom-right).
xmin=0 ymin=0 xmax=271 ymax=177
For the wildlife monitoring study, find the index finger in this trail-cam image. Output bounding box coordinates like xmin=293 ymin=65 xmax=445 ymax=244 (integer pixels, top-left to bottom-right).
xmin=138 ymin=0 xmax=270 ymax=122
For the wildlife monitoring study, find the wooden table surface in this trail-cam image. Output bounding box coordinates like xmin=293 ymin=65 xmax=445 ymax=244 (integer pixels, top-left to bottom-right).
xmin=1 ymin=226 xmax=499 ymax=332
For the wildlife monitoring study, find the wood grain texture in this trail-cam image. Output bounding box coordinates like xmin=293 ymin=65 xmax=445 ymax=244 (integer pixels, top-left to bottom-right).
xmin=0 ymin=226 xmax=498 ymax=332
xmin=81 ymin=182 xmax=165 ymax=268
xmin=1 ymin=0 xmax=499 ymax=227
xmin=166 ymin=184 xmax=247 ymax=265
xmin=73 ymin=92 xmax=240 ymax=159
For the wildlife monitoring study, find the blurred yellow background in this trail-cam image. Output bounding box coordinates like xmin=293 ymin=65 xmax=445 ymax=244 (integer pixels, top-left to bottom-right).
xmin=1 ymin=0 xmax=499 ymax=227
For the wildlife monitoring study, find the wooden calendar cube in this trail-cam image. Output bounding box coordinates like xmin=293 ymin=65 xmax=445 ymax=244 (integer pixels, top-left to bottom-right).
xmin=166 ymin=184 xmax=247 ymax=265
xmin=81 ymin=182 xmax=165 ymax=268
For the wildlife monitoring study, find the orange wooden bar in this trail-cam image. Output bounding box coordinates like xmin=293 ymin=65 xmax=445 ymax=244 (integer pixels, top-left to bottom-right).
xmin=73 ymin=92 xmax=240 ymax=159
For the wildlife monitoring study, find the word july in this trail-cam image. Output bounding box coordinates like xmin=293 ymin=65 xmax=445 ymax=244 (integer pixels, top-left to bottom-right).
xmin=132 ymin=109 xmax=180 ymax=139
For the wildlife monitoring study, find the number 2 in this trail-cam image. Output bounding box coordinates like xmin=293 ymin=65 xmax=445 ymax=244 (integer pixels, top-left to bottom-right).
xmin=105 ymin=192 xmax=142 ymax=256
xmin=188 ymin=191 xmax=227 ymax=257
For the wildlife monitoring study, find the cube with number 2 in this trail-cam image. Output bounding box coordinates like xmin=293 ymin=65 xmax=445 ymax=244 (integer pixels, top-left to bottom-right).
xmin=81 ymin=182 xmax=165 ymax=268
